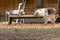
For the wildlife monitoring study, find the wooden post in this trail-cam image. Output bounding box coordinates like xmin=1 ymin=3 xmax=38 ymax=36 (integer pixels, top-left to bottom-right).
xmin=8 ymin=17 xmax=12 ymax=24
xmin=58 ymin=0 xmax=60 ymax=16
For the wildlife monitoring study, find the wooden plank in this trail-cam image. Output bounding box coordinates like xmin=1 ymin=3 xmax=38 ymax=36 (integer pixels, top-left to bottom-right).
xmin=9 ymin=15 xmax=43 ymax=18
xmin=9 ymin=15 xmax=34 ymax=17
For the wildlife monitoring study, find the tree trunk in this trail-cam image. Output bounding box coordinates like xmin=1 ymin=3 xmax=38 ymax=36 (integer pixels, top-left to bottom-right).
xmin=36 ymin=0 xmax=44 ymax=8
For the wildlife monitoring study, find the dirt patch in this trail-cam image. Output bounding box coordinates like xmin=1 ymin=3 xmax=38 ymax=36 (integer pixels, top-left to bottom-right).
xmin=0 ymin=22 xmax=60 ymax=29
xmin=0 ymin=28 xmax=59 ymax=40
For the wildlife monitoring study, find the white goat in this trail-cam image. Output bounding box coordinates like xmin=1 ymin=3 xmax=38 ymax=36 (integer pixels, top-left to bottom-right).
xmin=34 ymin=8 xmax=49 ymax=17
xmin=34 ymin=8 xmax=57 ymax=17
xmin=6 ymin=3 xmax=25 ymax=24
xmin=34 ymin=8 xmax=57 ymax=24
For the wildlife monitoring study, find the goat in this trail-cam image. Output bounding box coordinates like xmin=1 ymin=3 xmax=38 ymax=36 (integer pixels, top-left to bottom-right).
xmin=34 ymin=8 xmax=49 ymax=17
xmin=6 ymin=3 xmax=25 ymax=24
xmin=34 ymin=8 xmax=57 ymax=17
xmin=44 ymin=14 xmax=59 ymax=24
xmin=34 ymin=8 xmax=58 ymax=24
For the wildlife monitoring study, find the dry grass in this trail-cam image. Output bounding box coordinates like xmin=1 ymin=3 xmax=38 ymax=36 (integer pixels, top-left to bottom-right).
xmin=0 ymin=22 xmax=60 ymax=40
xmin=0 ymin=22 xmax=60 ymax=29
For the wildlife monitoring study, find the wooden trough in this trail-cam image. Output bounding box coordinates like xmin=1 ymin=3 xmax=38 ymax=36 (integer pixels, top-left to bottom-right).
xmin=8 ymin=14 xmax=43 ymax=24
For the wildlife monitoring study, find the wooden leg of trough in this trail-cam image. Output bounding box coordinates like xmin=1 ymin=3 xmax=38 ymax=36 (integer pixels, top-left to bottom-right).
xmin=8 ymin=17 xmax=12 ymax=24
xmin=22 ymin=19 xmax=24 ymax=24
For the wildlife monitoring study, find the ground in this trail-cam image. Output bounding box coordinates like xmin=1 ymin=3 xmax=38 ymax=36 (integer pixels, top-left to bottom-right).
xmin=0 ymin=22 xmax=60 ymax=28
xmin=0 ymin=22 xmax=60 ymax=40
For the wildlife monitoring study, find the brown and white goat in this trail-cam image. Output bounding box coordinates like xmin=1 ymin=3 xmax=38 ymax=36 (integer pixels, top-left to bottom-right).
xmin=44 ymin=14 xmax=59 ymax=24
xmin=43 ymin=8 xmax=59 ymax=24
